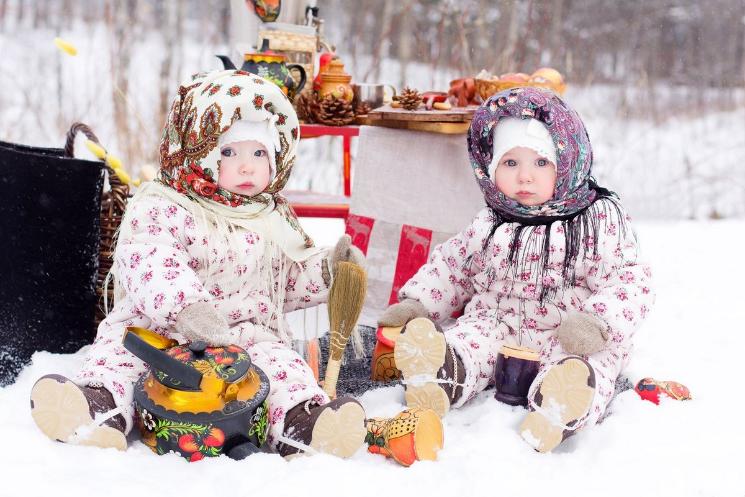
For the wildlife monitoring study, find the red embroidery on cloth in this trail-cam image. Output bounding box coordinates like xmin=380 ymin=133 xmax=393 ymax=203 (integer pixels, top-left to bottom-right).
xmin=345 ymin=214 xmax=375 ymax=254
xmin=389 ymin=225 xmax=432 ymax=305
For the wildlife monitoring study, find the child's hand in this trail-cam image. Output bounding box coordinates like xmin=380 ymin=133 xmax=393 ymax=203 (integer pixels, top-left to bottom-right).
xmin=331 ymin=234 xmax=366 ymax=271
xmin=174 ymin=301 xmax=233 ymax=346
xmin=555 ymin=312 xmax=609 ymax=356
xmin=378 ymin=299 xmax=429 ymax=328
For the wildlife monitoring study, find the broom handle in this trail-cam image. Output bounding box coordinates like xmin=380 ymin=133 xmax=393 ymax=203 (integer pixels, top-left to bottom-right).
xmin=323 ymin=358 xmax=342 ymax=398
xmin=307 ymin=338 xmax=320 ymax=382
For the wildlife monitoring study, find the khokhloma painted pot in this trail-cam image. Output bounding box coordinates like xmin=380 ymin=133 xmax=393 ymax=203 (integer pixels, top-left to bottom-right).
xmin=123 ymin=327 xmax=271 ymax=462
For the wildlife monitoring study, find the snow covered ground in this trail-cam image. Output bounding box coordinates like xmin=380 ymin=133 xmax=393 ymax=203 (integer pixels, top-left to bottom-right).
xmin=1 ymin=218 xmax=743 ymax=497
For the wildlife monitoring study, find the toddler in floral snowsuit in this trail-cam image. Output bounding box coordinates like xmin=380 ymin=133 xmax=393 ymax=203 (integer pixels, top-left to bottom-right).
xmin=379 ymin=87 xmax=655 ymax=452
xmin=30 ymin=70 xmax=367 ymax=458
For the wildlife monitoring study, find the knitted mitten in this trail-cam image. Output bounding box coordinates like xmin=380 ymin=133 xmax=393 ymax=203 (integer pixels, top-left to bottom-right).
xmin=175 ymin=301 xmax=232 ymax=346
xmin=330 ymin=234 xmax=366 ymax=270
xmin=378 ymin=298 xmax=429 ymax=328
xmin=556 ymin=312 xmax=609 ymax=356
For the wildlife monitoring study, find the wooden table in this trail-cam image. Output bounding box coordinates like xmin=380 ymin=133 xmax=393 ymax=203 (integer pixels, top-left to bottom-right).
xmin=360 ymin=104 xmax=478 ymax=134
xmin=287 ymin=124 xmax=359 ymax=218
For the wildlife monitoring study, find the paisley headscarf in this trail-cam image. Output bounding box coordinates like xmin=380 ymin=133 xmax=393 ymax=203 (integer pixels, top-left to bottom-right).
xmin=114 ymin=70 xmax=322 ymax=342
xmin=465 ymin=86 xmax=626 ymax=302
xmin=469 ymin=86 xmax=599 ymax=221
xmin=151 ymin=69 xmax=321 ymax=260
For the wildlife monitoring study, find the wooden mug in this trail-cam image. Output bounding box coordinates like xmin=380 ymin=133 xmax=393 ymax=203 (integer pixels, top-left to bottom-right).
xmin=493 ymin=344 xmax=540 ymax=407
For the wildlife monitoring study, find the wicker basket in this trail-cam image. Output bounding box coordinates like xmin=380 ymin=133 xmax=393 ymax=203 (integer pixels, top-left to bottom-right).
xmin=64 ymin=123 xmax=130 ymax=330
xmin=475 ymin=78 xmax=567 ymax=101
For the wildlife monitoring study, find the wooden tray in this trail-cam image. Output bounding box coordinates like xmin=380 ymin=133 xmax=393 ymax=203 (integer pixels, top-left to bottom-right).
xmin=355 ymin=117 xmax=470 ymax=134
xmin=359 ymin=104 xmax=477 ymax=134
xmin=367 ymin=104 xmax=477 ymax=122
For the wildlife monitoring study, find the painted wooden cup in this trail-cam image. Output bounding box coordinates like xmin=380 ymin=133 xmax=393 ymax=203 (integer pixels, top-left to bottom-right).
xmin=493 ymin=344 xmax=540 ymax=407
xmin=365 ymin=407 xmax=443 ymax=466
xmin=370 ymin=326 xmax=403 ymax=382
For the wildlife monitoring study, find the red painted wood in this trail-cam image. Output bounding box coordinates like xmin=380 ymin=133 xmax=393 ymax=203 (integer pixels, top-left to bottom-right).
xmin=293 ymin=124 xmax=359 ymax=217
xmin=299 ymin=124 xmax=360 ymax=138
xmin=291 ymin=204 xmax=349 ymax=218
xmin=388 ymin=225 xmax=433 ymax=305
xmin=344 ymin=214 xmax=375 ymax=254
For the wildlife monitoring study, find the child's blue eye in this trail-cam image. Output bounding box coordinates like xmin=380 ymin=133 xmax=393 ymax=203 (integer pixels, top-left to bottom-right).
xmin=503 ymin=159 xmax=518 ymax=167
xmin=254 ymin=149 xmax=267 ymax=157
xmin=221 ymin=148 xmax=236 ymax=157
xmin=536 ymin=158 xmax=549 ymax=167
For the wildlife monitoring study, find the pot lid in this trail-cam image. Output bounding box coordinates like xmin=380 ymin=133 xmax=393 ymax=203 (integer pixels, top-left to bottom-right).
xmin=243 ymin=38 xmax=285 ymax=61
xmin=156 ymin=341 xmax=252 ymax=390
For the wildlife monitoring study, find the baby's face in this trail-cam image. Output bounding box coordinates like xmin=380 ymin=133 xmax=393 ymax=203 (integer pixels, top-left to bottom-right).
xmin=492 ymin=146 xmax=557 ymax=206
xmin=217 ymin=140 xmax=272 ymax=197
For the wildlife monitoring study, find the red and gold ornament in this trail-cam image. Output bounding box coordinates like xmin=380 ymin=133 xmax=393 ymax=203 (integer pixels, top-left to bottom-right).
xmin=635 ymin=377 xmax=691 ymax=405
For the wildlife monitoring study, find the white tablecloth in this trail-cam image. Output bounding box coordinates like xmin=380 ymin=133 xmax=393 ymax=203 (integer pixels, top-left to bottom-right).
xmin=348 ymin=125 xmax=485 ymax=326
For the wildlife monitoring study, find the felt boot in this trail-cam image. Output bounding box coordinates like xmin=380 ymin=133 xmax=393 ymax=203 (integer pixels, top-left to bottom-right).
xmin=30 ymin=374 xmax=127 ymax=450
xmin=277 ymin=397 xmax=366 ymax=458
xmin=393 ymin=317 xmax=465 ymax=417
xmin=519 ymin=357 xmax=596 ymax=453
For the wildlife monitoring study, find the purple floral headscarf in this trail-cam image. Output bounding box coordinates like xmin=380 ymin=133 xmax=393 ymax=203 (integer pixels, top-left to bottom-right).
xmin=468 ymin=87 xmax=597 ymax=219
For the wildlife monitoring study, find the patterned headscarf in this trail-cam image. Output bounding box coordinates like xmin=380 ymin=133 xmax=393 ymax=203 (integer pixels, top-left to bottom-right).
xmin=153 ymin=69 xmax=318 ymax=262
xmin=465 ymin=86 xmax=624 ymax=303
xmin=159 ymin=69 xmax=300 ymax=205
xmin=116 ymin=70 xmax=322 ymax=342
xmin=468 ymin=86 xmax=597 ymax=220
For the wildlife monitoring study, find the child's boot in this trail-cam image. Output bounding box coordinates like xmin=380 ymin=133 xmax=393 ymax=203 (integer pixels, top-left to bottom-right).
xmin=519 ymin=357 xmax=596 ymax=453
xmin=277 ymin=397 xmax=367 ymax=458
xmin=30 ymin=374 xmax=127 ymax=450
xmin=393 ymin=317 xmax=465 ymax=417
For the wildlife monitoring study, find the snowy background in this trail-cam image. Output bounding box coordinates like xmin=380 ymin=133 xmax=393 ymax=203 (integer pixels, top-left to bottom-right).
xmin=2 ymin=1 xmax=745 ymax=496
xmin=2 ymin=219 xmax=745 ymax=497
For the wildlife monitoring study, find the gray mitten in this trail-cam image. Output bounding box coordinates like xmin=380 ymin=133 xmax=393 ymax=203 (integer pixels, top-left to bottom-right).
xmin=174 ymin=301 xmax=233 ymax=347
xmin=377 ymin=298 xmax=429 ymax=328
xmin=330 ymin=234 xmax=366 ymax=271
xmin=556 ymin=312 xmax=609 ymax=356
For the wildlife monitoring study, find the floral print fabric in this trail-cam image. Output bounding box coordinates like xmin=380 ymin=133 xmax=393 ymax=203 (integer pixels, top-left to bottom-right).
xmin=75 ymin=194 xmax=331 ymax=439
xmin=399 ymin=199 xmax=654 ymax=425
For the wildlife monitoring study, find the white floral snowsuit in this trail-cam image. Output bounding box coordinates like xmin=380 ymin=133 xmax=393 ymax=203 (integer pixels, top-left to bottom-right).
xmin=75 ymin=194 xmax=330 ymax=444
xmin=399 ymin=199 xmax=655 ymax=428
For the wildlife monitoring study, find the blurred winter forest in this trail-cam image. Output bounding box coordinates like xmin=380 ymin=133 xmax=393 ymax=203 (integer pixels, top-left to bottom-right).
xmin=0 ymin=0 xmax=744 ymax=218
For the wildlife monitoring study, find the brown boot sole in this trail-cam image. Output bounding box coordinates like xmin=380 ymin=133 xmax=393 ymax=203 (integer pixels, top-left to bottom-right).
xmin=30 ymin=377 xmax=127 ymax=451
xmin=519 ymin=358 xmax=595 ymax=453
xmin=309 ymin=401 xmax=367 ymax=458
xmin=394 ymin=317 xmax=450 ymax=417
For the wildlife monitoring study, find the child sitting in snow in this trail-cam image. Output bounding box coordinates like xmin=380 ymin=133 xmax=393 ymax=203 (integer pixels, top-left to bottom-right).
xmin=379 ymin=86 xmax=655 ymax=453
xmin=30 ymin=70 xmax=367 ymax=458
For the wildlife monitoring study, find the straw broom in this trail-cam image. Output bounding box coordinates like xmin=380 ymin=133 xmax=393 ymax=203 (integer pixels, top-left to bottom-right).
xmin=322 ymin=261 xmax=367 ymax=398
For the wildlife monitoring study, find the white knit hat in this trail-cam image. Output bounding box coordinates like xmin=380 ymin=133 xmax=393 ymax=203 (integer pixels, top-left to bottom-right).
xmin=218 ymin=117 xmax=281 ymax=178
xmin=489 ymin=117 xmax=557 ymax=180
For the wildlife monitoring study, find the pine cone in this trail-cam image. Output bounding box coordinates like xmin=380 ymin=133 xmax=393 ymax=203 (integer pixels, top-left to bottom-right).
xmin=314 ymin=95 xmax=355 ymax=126
xmin=400 ymin=87 xmax=422 ymax=111
xmin=354 ymin=101 xmax=372 ymax=116
xmin=295 ymin=90 xmax=318 ymax=124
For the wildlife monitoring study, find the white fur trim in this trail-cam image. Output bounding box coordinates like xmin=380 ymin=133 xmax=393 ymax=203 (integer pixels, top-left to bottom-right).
xmin=218 ymin=119 xmax=280 ymax=178
xmin=489 ymin=117 xmax=558 ymax=180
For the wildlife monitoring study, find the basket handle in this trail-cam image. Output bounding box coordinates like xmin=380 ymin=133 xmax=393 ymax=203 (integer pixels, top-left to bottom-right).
xmin=63 ymin=122 xmax=130 ymax=192
xmin=64 ymin=122 xmax=101 ymax=158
